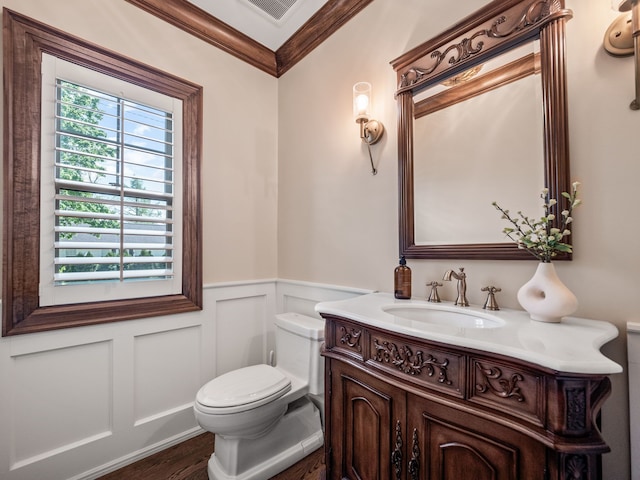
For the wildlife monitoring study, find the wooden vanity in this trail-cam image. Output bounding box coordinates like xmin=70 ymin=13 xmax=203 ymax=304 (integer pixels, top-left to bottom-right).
xmin=317 ymin=293 xmax=621 ymax=480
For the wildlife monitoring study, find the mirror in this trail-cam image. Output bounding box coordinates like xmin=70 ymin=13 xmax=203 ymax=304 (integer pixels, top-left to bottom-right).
xmin=414 ymin=45 xmax=544 ymax=245
xmin=391 ymin=0 xmax=573 ymax=260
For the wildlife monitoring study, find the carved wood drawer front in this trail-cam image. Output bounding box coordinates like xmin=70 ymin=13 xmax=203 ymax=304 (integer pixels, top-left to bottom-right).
xmin=367 ymin=332 xmax=465 ymax=398
xmin=332 ymin=319 xmax=364 ymax=360
xmin=469 ymin=356 xmax=545 ymax=427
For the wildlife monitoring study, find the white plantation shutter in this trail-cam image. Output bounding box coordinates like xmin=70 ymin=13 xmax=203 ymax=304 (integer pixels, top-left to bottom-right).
xmin=40 ymin=54 xmax=183 ymax=306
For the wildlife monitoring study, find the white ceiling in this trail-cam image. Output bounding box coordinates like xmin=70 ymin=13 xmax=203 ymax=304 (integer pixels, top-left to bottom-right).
xmin=186 ymin=0 xmax=330 ymax=51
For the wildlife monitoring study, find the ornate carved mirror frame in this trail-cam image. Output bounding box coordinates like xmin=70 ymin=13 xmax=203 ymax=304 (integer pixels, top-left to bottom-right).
xmin=391 ymin=0 xmax=573 ymax=260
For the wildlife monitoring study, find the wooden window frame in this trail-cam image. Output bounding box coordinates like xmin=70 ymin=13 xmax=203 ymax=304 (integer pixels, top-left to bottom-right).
xmin=2 ymin=8 xmax=203 ymax=336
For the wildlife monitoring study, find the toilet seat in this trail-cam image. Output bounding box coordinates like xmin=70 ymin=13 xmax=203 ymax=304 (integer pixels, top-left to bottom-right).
xmin=196 ymin=364 xmax=291 ymax=415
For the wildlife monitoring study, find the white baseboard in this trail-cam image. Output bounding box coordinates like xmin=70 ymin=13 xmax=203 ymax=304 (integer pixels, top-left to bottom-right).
xmin=71 ymin=427 xmax=206 ymax=480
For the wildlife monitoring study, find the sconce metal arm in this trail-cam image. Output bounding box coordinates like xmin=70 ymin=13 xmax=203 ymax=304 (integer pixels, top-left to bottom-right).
xmin=357 ymin=118 xmax=384 ymax=175
xmin=365 ymin=140 xmax=377 ymax=175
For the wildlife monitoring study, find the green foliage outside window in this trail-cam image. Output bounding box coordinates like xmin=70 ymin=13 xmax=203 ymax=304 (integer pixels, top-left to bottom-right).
xmin=55 ymin=81 xmax=170 ymax=276
xmin=57 ymin=81 xmax=120 ymax=237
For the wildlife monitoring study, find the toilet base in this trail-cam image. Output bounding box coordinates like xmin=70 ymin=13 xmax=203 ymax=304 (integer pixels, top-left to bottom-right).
xmin=207 ymin=397 xmax=324 ymax=480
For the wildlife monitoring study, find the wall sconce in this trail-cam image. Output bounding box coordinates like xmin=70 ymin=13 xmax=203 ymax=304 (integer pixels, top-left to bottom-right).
xmin=353 ymin=82 xmax=384 ymax=175
xmin=604 ymin=0 xmax=640 ymax=109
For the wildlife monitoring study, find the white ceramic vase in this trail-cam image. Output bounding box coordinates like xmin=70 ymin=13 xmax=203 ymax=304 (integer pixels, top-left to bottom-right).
xmin=517 ymin=262 xmax=578 ymax=323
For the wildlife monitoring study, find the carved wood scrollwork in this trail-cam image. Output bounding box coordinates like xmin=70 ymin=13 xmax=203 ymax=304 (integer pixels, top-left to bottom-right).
xmin=566 ymin=387 xmax=587 ymax=431
xmin=490 ymin=0 xmax=560 ymax=38
xmin=399 ymin=0 xmax=561 ymax=90
xmin=475 ymin=363 xmax=525 ymax=402
xmin=392 ymin=420 xmax=403 ymax=480
xmin=564 ymin=454 xmax=588 ymax=480
xmin=373 ymin=339 xmax=452 ymax=385
xmin=399 ymin=31 xmax=486 ymax=87
xmin=339 ymin=326 xmax=362 ymax=351
xmin=408 ymin=428 xmax=420 ymax=480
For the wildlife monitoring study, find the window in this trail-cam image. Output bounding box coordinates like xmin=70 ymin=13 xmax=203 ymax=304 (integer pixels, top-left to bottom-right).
xmin=3 ymin=10 xmax=203 ymax=335
xmin=40 ymin=55 xmax=183 ymax=306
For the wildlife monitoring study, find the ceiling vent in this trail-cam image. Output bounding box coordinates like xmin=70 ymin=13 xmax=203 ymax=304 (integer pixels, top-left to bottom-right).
xmin=244 ymin=0 xmax=298 ymax=21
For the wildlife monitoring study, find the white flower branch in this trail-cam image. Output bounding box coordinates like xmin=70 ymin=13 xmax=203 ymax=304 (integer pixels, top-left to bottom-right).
xmin=492 ymin=182 xmax=580 ymax=263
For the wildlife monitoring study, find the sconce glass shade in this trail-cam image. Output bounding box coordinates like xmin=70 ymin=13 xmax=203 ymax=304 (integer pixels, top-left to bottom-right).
xmin=352 ymin=81 xmax=384 ymax=175
xmin=353 ymin=82 xmax=371 ymax=122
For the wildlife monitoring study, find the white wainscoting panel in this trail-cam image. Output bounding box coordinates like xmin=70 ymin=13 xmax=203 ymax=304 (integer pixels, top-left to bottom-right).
xmin=0 ymin=279 xmax=362 ymax=480
xmin=210 ymin=281 xmax=277 ymax=376
xmin=277 ymin=279 xmax=368 ymax=319
xmin=134 ymin=325 xmax=202 ymax=426
xmin=628 ymin=322 xmax=640 ymax=480
xmin=10 ymin=341 xmax=112 ymax=469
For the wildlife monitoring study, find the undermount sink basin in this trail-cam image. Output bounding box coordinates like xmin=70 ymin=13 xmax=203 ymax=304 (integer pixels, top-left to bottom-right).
xmin=382 ymin=304 xmax=505 ymax=329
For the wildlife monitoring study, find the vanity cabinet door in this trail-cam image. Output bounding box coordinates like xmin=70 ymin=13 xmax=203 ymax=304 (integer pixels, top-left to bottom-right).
xmin=406 ymin=394 xmax=546 ymax=480
xmin=326 ymin=360 xmax=407 ymax=480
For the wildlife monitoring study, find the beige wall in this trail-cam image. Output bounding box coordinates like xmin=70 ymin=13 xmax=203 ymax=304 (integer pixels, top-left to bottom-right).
xmin=278 ymin=0 xmax=636 ymax=478
xmin=0 ymin=0 xmax=635 ymax=478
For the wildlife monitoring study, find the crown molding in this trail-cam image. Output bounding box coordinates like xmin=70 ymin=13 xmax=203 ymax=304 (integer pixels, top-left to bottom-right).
xmin=125 ymin=0 xmax=373 ymax=77
xmin=275 ymin=0 xmax=373 ymax=76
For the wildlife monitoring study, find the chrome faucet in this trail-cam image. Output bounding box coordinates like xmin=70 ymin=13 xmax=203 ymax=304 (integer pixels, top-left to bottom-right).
xmin=443 ymin=267 xmax=469 ymax=306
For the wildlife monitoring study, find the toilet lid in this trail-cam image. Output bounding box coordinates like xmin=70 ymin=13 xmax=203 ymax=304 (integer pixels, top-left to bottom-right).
xmin=196 ymin=364 xmax=291 ymax=412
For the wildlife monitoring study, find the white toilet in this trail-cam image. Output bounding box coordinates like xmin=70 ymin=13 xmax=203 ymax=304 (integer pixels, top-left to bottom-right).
xmin=193 ymin=312 xmax=325 ymax=480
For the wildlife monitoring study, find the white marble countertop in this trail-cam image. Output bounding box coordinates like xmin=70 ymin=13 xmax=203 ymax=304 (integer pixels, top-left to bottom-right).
xmin=316 ymin=292 xmax=622 ymax=375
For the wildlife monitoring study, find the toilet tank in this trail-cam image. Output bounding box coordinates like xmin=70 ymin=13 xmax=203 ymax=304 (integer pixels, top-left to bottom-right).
xmin=274 ymin=312 xmax=325 ymax=395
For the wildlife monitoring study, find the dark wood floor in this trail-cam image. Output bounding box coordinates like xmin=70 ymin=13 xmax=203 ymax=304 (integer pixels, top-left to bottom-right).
xmin=97 ymin=432 xmax=325 ymax=480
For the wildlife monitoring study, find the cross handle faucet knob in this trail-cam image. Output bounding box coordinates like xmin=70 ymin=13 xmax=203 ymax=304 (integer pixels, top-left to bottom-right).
xmin=426 ymin=281 xmax=443 ymax=303
xmin=481 ymin=286 xmax=501 ymax=311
